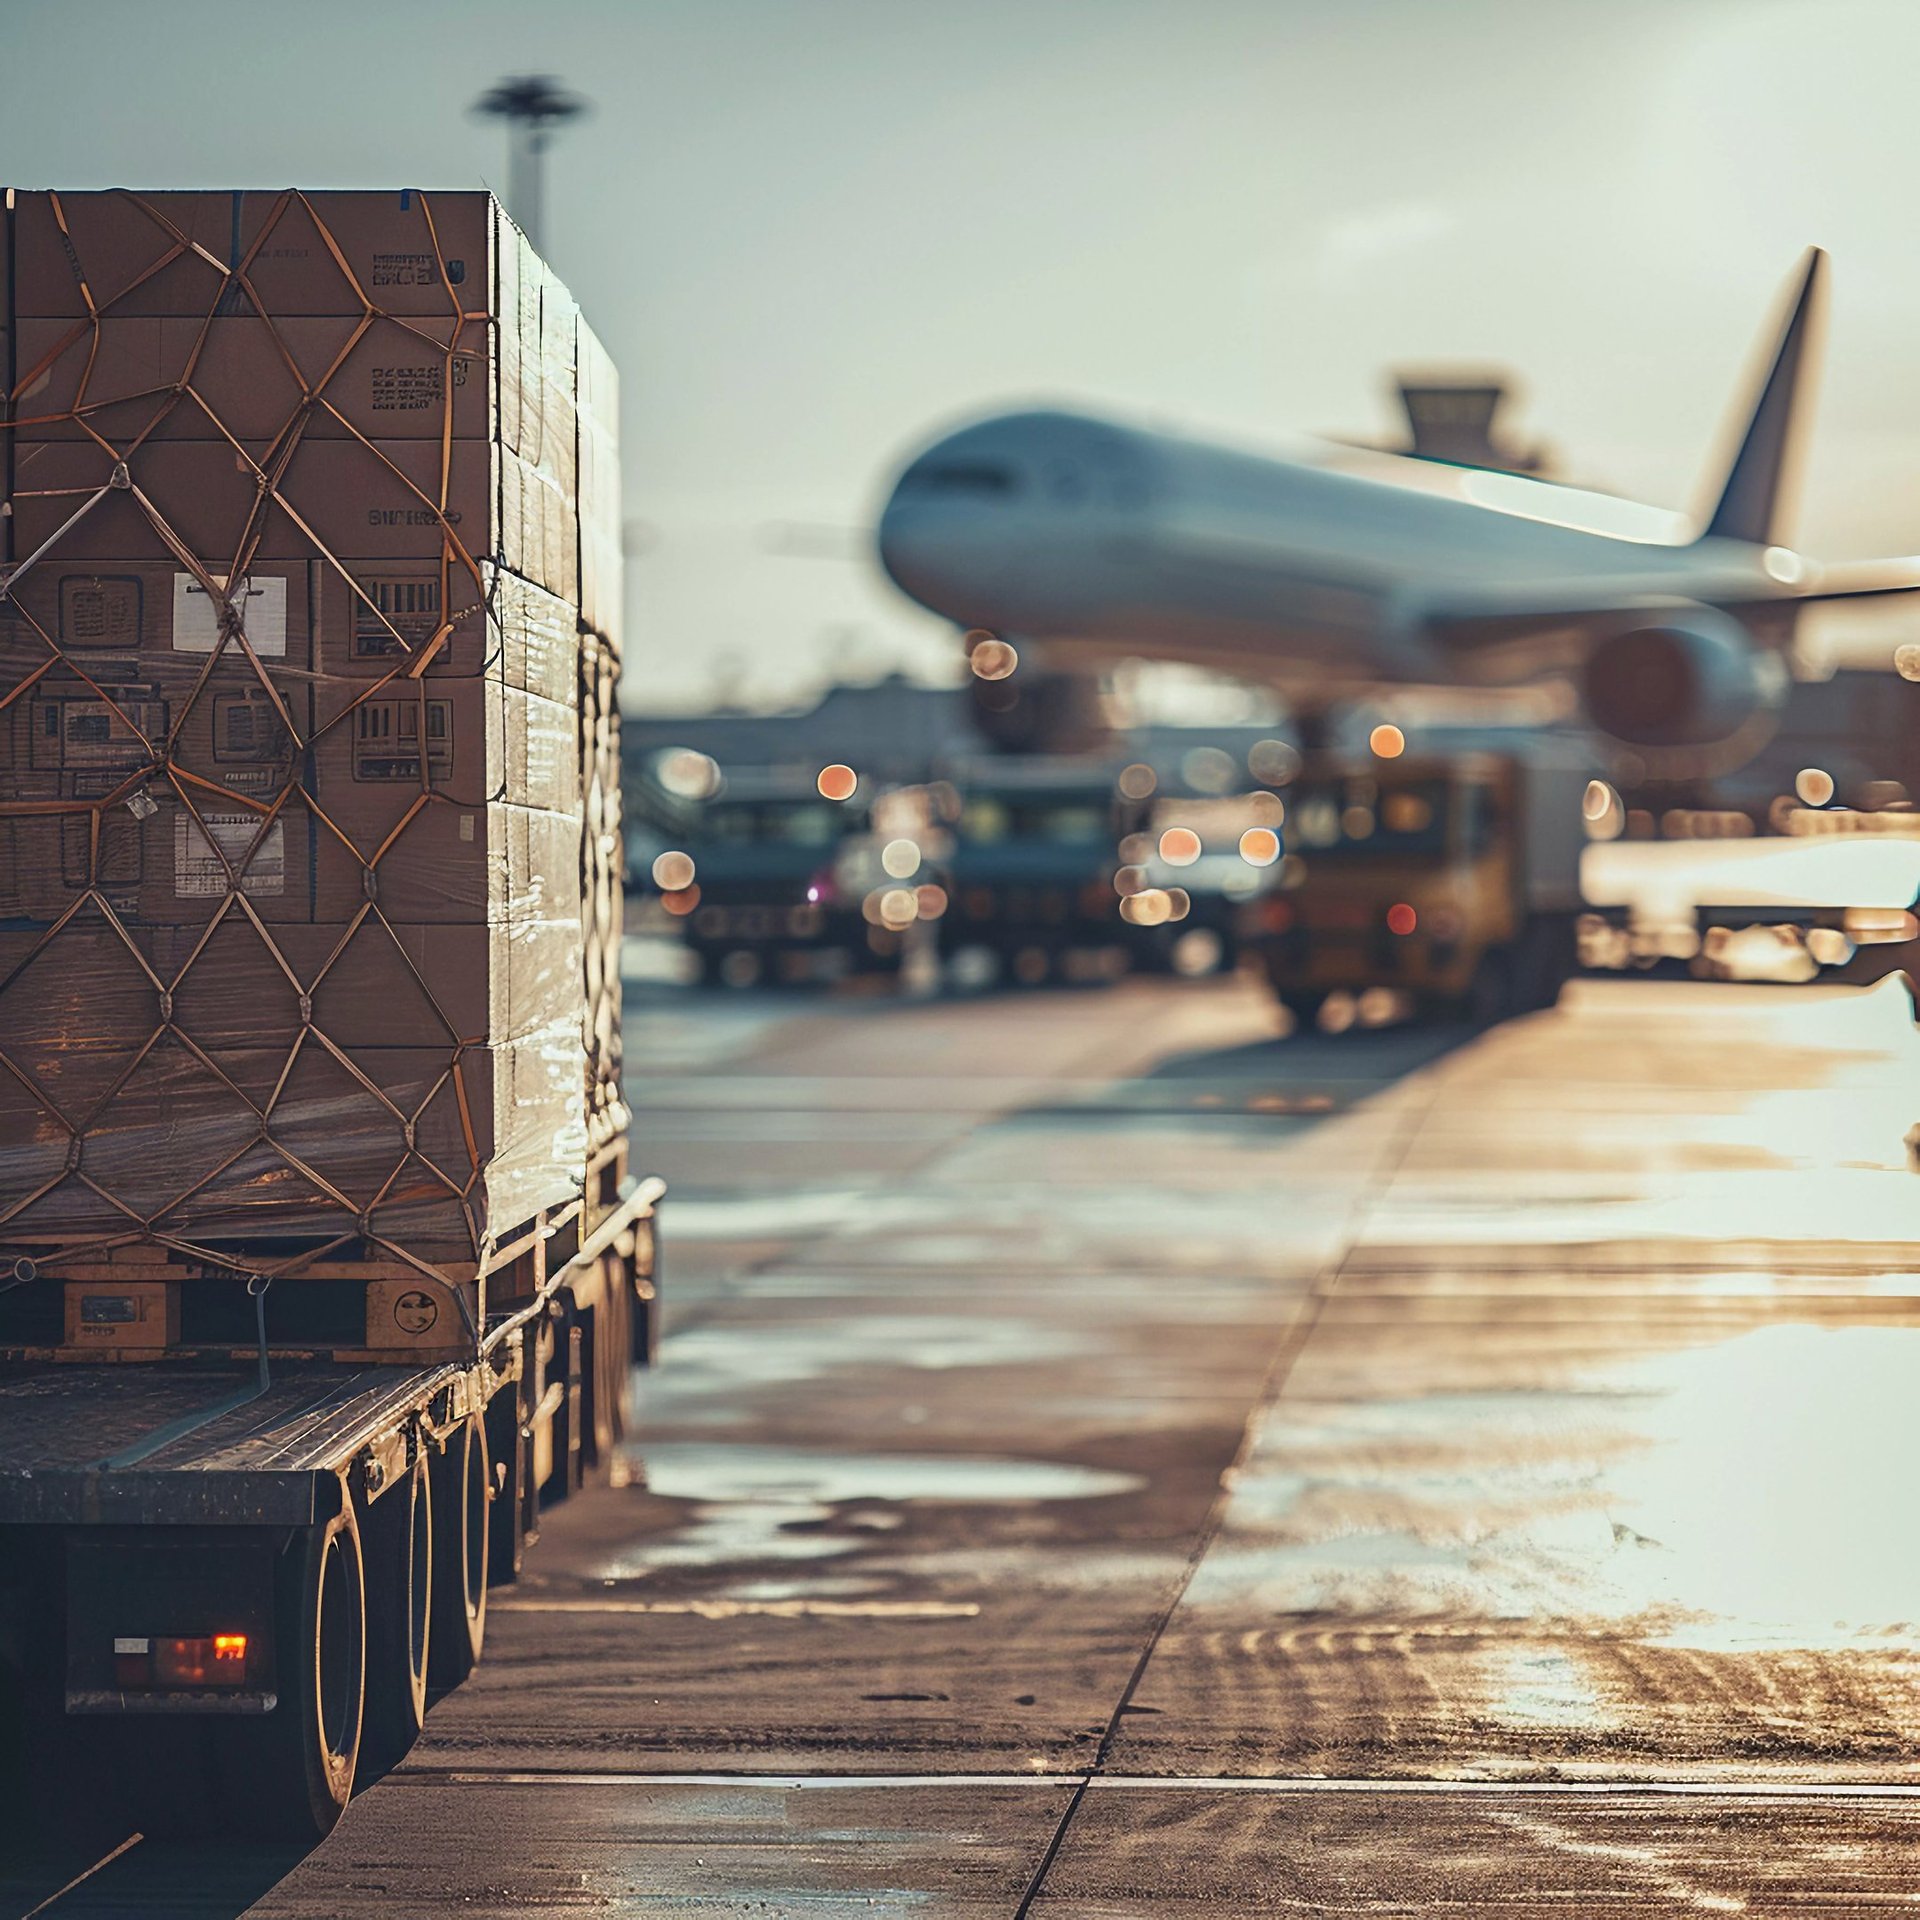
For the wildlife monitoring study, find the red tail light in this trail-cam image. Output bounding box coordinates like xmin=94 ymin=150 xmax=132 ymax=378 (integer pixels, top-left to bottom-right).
xmin=115 ymin=1633 xmax=250 ymax=1690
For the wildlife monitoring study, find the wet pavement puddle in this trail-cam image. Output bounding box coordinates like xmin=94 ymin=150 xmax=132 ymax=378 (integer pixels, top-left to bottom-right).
xmin=657 ymin=1314 xmax=1097 ymax=1392
xmin=593 ymin=1443 xmax=1147 ymax=1582
xmin=625 ymin=1443 xmax=1145 ymax=1507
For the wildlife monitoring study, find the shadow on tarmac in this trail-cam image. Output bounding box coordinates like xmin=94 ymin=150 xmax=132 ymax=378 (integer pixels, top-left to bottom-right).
xmin=0 ymin=1834 xmax=307 ymax=1919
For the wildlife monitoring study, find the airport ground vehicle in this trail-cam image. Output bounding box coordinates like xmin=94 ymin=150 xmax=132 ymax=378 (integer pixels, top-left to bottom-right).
xmin=940 ymin=756 xmax=1133 ymax=986
xmin=638 ymin=768 xmax=872 ymax=986
xmin=1124 ymin=787 xmax=1283 ymax=978
xmin=1578 ymin=815 xmax=1920 ymax=985
xmin=1240 ymin=748 xmax=1588 ymax=1025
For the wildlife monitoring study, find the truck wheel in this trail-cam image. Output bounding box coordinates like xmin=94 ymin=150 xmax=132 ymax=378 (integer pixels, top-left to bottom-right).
xmin=1516 ymin=915 xmax=1576 ymax=1011
xmin=360 ymin=1452 xmax=432 ymax=1772
xmin=218 ymin=1502 xmax=365 ymax=1838
xmin=1012 ymin=946 xmax=1050 ymax=986
xmin=631 ymin=1240 xmax=661 ymax=1367
xmin=428 ymin=1416 xmax=488 ymax=1690
xmin=1277 ymin=990 xmax=1327 ymax=1031
xmin=1468 ymin=949 xmax=1515 ymax=1028
xmin=487 ymin=1385 xmax=529 ymax=1585
xmin=590 ymin=1284 xmax=629 ymax=1464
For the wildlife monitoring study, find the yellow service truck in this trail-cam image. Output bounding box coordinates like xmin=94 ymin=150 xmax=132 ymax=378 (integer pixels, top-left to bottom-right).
xmin=1240 ymin=746 xmax=1589 ymax=1028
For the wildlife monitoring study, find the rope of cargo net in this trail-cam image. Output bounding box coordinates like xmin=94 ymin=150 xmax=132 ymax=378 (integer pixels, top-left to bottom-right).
xmin=0 ymin=187 xmax=535 ymax=1300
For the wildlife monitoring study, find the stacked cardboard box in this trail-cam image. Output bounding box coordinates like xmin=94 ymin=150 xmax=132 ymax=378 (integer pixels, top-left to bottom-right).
xmin=0 ymin=188 xmax=624 ymax=1274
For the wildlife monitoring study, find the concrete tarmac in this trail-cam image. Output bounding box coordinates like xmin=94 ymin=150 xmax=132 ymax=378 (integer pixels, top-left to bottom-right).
xmin=11 ymin=974 xmax=1920 ymax=1914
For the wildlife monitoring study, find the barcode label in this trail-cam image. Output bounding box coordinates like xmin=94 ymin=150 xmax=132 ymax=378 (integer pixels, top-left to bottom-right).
xmin=174 ymin=813 xmax=286 ymax=898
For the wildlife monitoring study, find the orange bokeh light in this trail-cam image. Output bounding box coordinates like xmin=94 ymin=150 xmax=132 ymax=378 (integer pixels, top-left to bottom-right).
xmin=1239 ymin=827 xmax=1281 ymax=867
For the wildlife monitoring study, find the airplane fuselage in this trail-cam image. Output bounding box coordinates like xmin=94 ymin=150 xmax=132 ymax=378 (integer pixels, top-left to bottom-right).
xmin=877 ymin=409 xmax=1792 ymax=697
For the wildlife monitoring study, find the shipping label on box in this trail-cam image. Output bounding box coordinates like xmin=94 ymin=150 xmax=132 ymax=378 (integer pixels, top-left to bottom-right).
xmin=58 ymin=572 xmax=143 ymax=647
xmin=348 ymin=694 xmax=456 ymax=784
xmin=328 ymin=565 xmax=489 ymax=677
xmin=174 ymin=811 xmax=286 ymax=898
xmin=26 ymin=690 xmax=168 ymax=776
xmin=253 ymin=190 xmax=496 ymax=317
xmin=0 ymin=561 xmax=317 ymax=671
xmin=6 ymin=681 xmax=304 ymax=812
xmin=173 ymin=572 xmax=288 ymax=656
xmin=133 ymin=797 xmax=313 ymax=926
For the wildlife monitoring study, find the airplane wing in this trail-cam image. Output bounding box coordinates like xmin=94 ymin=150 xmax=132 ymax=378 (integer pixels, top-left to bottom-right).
xmin=1423 ymin=562 xmax=1920 ymax=640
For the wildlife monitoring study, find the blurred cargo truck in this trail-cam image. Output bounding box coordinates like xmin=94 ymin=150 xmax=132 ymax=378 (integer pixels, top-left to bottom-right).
xmin=1240 ymin=743 xmax=1589 ymax=1026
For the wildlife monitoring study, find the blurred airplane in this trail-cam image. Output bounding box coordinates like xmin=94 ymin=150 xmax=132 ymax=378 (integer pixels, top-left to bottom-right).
xmin=877 ymin=251 xmax=1920 ymax=770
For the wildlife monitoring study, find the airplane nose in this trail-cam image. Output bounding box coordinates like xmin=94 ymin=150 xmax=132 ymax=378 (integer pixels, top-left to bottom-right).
xmin=875 ymin=410 xmax=1153 ymax=628
xmin=879 ymin=510 xmax=1016 ymax=632
xmin=875 ymin=444 xmax=1020 ymax=620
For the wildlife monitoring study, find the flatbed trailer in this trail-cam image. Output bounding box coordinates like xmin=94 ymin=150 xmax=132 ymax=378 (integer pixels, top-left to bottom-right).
xmin=0 ymin=1174 xmax=661 ymax=1839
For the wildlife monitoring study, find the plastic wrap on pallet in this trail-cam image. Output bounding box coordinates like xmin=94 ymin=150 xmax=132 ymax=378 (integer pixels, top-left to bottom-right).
xmin=0 ymin=189 xmax=616 ymax=1279
xmin=576 ymin=316 xmax=623 ymax=650
xmin=579 ymin=627 xmax=628 ymax=1149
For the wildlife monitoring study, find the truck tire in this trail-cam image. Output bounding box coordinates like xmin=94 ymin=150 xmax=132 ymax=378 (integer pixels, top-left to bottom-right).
xmin=217 ymin=1501 xmax=366 ymax=1838
xmin=1468 ymin=949 xmax=1515 ymax=1028
xmin=1276 ymin=989 xmax=1327 ymax=1031
xmin=632 ymin=1240 xmax=661 ymax=1368
xmin=588 ymin=1284 xmax=628 ymax=1467
xmin=428 ymin=1416 xmax=488 ymax=1690
xmin=1515 ymin=914 xmax=1576 ymax=1011
xmin=486 ymin=1383 xmax=529 ymax=1585
xmin=359 ymin=1451 xmax=432 ymax=1773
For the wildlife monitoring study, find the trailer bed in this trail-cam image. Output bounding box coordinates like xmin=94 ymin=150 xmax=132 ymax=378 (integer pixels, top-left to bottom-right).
xmin=0 ymin=1360 xmax=474 ymax=1527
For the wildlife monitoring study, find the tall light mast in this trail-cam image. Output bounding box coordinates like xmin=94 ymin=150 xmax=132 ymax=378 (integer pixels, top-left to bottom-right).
xmin=472 ymin=74 xmax=588 ymax=253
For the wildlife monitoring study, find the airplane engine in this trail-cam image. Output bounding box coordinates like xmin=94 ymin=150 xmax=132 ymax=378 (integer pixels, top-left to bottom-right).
xmin=1580 ymin=609 xmax=1785 ymax=751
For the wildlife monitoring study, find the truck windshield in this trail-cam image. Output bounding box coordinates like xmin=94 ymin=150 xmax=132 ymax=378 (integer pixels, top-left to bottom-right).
xmin=1288 ymin=778 xmax=1451 ymax=860
xmin=959 ymin=798 xmax=1111 ymax=844
xmin=698 ymin=802 xmax=842 ymax=848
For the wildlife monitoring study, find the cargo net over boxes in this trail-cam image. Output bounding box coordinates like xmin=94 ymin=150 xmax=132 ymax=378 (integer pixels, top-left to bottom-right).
xmin=0 ymin=188 xmax=627 ymax=1305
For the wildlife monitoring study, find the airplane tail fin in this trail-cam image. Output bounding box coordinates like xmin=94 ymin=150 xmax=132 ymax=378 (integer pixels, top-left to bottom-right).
xmin=1697 ymin=247 xmax=1826 ymax=547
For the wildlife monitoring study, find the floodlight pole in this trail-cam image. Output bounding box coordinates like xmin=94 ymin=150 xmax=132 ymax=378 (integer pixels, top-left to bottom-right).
xmin=472 ymin=75 xmax=588 ymax=254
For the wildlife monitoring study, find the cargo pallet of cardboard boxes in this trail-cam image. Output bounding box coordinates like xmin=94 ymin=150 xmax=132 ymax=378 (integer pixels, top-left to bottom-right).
xmin=0 ymin=187 xmax=658 ymax=1838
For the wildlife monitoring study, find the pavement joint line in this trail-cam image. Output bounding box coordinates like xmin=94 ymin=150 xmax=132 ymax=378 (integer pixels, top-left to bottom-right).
xmin=1009 ymin=1055 xmax=1456 ymax=1917
xmin=400 ymin=1771 xmax=1920 ymax=1801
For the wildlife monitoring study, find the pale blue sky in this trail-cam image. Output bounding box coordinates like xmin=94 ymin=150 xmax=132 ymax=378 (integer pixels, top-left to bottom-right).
xmin=12 ymin=0 xmax=1920 ymax=708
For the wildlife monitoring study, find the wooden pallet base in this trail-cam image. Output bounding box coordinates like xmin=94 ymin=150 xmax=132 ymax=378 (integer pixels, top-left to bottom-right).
xmin=0 ymin=1165 xmax=658 ymax=1367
